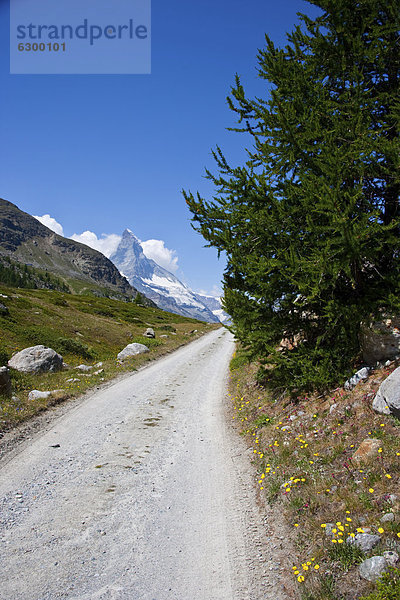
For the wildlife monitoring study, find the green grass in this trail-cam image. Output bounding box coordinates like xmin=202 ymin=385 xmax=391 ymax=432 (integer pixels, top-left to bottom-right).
xmin=0 ymin=284 xmax=220 ymax=430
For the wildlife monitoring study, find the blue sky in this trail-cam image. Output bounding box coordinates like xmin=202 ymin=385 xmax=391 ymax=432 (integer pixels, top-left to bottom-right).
xmin=0 ymin=0 xmax=320 ymax=296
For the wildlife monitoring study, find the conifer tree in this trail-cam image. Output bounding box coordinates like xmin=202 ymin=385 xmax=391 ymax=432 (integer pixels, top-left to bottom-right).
xmin=184 ymin=0 xmax=400 ymax=392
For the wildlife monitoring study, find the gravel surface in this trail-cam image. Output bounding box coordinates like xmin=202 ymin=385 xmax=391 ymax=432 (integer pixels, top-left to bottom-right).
xmin=0 ymin=328 xmax=294 ymax=600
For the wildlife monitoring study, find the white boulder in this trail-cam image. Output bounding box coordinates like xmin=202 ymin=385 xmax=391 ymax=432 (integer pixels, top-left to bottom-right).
xmin=373 ymin=366 xmax=400 ymax=417
xmin=8 ymin=345 xmax=63 ymax=374
xmin=117 ymin=343 xmax=149 ymax=361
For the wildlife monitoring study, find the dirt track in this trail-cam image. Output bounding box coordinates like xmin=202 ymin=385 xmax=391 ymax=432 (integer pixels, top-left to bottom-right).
xmin=0 ymin=329 xmax=292 ymax=600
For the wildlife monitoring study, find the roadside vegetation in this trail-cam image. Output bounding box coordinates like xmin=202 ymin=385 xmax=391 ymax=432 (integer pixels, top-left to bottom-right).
xmin=0 ymin=283 xmax=219 ymax=432
xmin=229 ymin=348 xmax=400 ymax=600
xmin=185 ymin=0 xmax=400 ymax=394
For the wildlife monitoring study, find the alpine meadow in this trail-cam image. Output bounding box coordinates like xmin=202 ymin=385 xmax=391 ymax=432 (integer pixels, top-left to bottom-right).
xmin=184 ymin=0 xmax=400 ymax=393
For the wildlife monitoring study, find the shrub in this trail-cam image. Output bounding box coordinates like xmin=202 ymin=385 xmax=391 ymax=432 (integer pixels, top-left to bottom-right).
xmin=230 ymin=352 xmax=250 ymax=371
xmin=0 ymin=348 xmax=10 ymax=367
xmin=360 ymin=568 xmax=400 ymax=600
xmin=56 ymin=337 xmax=95 ymax=359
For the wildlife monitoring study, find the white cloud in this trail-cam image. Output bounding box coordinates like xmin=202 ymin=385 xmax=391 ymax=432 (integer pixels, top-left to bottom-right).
xmin=69 ymin=231 xmax=121 ymax=258
xmin=32 ymin=213 xmax=180 ymax=271
xmin=141 ymin=239 xmax=179 ymax=273
xmin=34 ymin=214 xmax=64 ymax=236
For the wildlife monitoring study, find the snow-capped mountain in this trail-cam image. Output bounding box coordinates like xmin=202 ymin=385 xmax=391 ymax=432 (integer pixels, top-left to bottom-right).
xmin=110 ymin=229 xmax=220 ymax=323
xmin=194 ymin=293 xmax=230 ymax=324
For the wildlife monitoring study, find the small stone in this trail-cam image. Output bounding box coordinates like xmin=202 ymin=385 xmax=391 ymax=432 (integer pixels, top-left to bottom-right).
xmin=344 ymin=367 xmax=370 ymax=390
xmin=75 ymin=364 xmax=93 ymax=372
xmin=329 ymin=404 xmax=337 ymax=414
xmin=324 ymin=523 xmax=335 ymax=537
xmin=380 ymin=512 xmax=395 ymax=523
xmin=28 ymin=389 xmax=64 ymax=401
xmin=352 ymin=438 xmax=382 ymax=465
xmin=28 ymin=390 xmax=52 ymax=401
xmin=143 ymin=328 xmax=155 ymax=338
xmin=359 ymin=556 xmax=388 ymax=582
xmin=347 ymin=533 xmax=381 ymax=552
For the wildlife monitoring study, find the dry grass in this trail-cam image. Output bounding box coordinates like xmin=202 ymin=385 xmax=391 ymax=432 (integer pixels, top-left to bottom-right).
xmin=228 ymin=350 xmax=400 ymax=600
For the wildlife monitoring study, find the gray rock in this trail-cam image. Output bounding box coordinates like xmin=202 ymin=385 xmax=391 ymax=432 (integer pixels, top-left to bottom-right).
xmin=75 ymin=364 xmax=93 ymax=372
xmin=383 ymin=551 xmax=399 ymax=567
xmin=0 ymin=366 xmax=12 ymax=397
xmin=117 ymin=343 xmax=149 ymax=361
xmin=329 ymin=403 xmax=337 ymax=414
xmin=28 ymin=389 xmax=64 ymax=401
xmin=388 ymin=494 xmax=398 ymax=504
xmin=143 ymin=328 xmax=155 ymax=338
xmin=159 ymin=334 xmax=169 ymax=338
xmin=373 ymin=366 xmax=400 ymax=417
xmin=8 ymin=345 xmax=63 ymax=374
xmin=94 ymin=362 xmax=103 ymax=368
xmin=380 ymin=512 xmax=395 ymax=523
xmin=347 ymin=533 xmax=381 ymax=552
xmin=359 ymin=556 xmax=388 ymax=582
xmin=324 ymin=523 xmax=335 ymax=537
xmin=0 ymin=302 xmax=9 ymax=316
xmin=28 ymin=390 xmax=52 ymax=401
xmin=361 ymin=319 xmax=400 ymax=364
xmin=344 ymin=367 xmax=370 ymax=390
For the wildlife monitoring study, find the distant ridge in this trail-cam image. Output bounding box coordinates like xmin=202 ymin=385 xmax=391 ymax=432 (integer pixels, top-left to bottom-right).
xmin=0 ymin=198 xmax=145 ymax=301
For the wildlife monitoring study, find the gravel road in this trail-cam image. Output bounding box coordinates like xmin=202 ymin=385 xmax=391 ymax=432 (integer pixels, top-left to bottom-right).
xmin=0 ymin=329 xmax=291 ymax=600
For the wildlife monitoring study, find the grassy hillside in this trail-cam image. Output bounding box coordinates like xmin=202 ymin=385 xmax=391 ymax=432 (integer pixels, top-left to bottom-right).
xmin=0 ymin=284 xmax=219 ymax=431
xmin=229 ymin=350 xmax=400 ymax=600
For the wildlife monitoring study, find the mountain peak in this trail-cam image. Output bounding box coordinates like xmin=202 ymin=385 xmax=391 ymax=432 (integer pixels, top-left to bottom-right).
xmin=110 ymin=229 xmax=220 ymax=323
xmin=122 ymin=228 xmax=139 ymax=241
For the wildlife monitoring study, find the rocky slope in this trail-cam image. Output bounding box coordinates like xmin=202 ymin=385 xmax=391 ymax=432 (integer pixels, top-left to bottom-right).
xmin=110 ymin=229 xmax=220 ymax=322
xmin=0 ymin=199 xmax=142 ymax=301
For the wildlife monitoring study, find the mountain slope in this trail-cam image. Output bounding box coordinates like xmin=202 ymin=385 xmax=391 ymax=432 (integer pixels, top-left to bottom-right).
xmin=0 ymin=198 xmax=142 ymax=300
xmin=195 ymin=293 xmax=230 ymax=324
xmin=110 ymin=229 xmax=220 ymax=322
